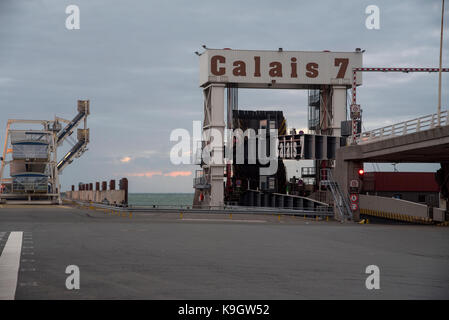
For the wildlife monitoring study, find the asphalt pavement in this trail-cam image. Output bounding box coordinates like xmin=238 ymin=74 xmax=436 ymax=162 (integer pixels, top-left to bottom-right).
xmin=0 ymin=205 xmax=448 ymax=299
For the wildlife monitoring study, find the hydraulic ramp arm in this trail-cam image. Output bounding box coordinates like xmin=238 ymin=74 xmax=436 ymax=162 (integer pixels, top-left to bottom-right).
xmin=56 ymin=100 xmax=90 ymax=173
xmin=56 ymin=101 xmax=89 ymax=146
xmin=57 ymin=129 xmax=89 ymax=173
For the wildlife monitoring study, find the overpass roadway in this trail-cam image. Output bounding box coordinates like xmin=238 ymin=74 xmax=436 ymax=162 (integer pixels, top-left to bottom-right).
xmin=341 ymin=125 xmax=449 ymax=163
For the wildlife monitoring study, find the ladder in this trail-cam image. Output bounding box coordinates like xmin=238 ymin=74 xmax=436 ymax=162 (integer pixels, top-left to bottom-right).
xmin=320 ymin=168 xmax=353 ymax=221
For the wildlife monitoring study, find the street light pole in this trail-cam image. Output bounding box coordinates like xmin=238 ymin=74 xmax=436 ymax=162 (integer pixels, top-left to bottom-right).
xmin=438 ymin=0 xmax=445 ymax=126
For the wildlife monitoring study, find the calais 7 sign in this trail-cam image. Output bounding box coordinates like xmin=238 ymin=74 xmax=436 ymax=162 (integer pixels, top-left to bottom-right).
xmin=199 ymin=49 xmax=363 ymax=88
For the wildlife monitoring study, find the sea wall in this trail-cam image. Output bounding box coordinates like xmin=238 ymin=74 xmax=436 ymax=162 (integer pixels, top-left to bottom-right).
xmin=65 ymin=178 xmax=128 ymax=206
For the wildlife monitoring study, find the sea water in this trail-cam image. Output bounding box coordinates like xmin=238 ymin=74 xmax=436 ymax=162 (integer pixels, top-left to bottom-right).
xmin=128 ymin=193 xmax=193 ymax=206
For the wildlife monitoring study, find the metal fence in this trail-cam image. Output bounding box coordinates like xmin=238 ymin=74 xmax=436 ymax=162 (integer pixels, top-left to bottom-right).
xmin=12 ymin=176 xmax=48 ymax=193
xmin=68 ymin=199 xmax=334 ymax=217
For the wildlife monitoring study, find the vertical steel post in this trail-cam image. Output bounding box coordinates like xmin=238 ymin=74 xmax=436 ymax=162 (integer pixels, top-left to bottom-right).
xmin=438 ymin=0 xmax=445 ymax=126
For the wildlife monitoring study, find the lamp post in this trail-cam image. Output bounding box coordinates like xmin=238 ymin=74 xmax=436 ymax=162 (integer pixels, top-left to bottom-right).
xmin=438 ymin=0 xmax=445 ymax=126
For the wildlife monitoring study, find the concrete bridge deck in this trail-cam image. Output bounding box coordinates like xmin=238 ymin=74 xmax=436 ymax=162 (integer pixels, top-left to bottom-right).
xmin=341 ymin=125 xmax=449 ymax=163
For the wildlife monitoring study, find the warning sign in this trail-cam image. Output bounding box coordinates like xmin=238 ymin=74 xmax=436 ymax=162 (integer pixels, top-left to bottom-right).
xmin=350 ymin=180 xmax=359 ymax=188
xmin=350 ymin=193 xmax=359 ymax=203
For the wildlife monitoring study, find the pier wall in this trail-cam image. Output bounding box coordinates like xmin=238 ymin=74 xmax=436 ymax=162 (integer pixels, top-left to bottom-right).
xmin=65 ymin=178 xmax=128 ymax=206
xmin=65 ymin=190 xmax=126 ymax=205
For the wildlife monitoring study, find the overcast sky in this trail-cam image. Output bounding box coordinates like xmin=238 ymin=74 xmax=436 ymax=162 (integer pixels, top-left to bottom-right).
xmin=1 ymin=0 xmax=448 ymax=192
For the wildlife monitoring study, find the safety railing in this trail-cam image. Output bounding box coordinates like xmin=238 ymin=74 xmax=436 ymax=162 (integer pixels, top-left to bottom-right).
xmin=319 ymin=168 xmax=353 ymax=221
xmin=301 ymin=167 xmax=316 ymax=177
xmin=355 ymin=110 xmax=448 ymax=144
xmin=193 ymin=169 xmax=209 ymax=188
xmin=12 ymin=176 xmax=48 ymax=193
xmin=67 ymin=199 xmax=334 ymax=216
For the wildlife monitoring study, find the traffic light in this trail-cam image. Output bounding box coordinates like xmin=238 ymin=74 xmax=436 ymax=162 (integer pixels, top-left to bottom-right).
xmin=358 ymin=168 xmax=365 ymax=180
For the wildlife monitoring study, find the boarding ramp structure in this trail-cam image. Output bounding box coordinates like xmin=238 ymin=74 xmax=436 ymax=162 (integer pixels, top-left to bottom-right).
xmin=0 ymin=100 xmax=90 ymax=204
xmin=194 ymin=48 xmax=363 ymax=208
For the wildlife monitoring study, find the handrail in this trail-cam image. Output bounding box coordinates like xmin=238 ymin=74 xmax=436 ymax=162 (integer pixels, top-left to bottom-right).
xmin=320 ymin=168 xmax=352 ymax=221
xmin=67 ymin=199 xmax=334 ymax=216
xmin=355 ymin=110 xmax=448 ymax=144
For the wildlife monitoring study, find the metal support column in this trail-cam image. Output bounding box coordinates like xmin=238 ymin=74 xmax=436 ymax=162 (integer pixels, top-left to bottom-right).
xmin=331 ymin=86 xmax=347 ymax=137
xmin=202 ymin=84 xmax=225 ymax=208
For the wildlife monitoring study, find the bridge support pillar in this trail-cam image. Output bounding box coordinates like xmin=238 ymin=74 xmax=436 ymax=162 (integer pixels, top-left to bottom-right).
xmin=335 ymin=148 xmax=363 ymax=221
xmin=437 ymin=161 xmax=449 ymax=211
xmin=331 ymin=86 xmax=347 ymax=137
xmin=200 ymin=84 xmax=225 ymax=208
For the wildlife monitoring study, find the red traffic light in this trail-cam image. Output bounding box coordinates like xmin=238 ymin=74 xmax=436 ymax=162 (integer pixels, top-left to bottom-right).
xmin=358 ymin=169 xmax=364 ymax=176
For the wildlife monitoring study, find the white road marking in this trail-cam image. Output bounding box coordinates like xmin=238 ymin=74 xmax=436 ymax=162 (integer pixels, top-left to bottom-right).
xmin=0 ymin=232 xmax=23 ymax=300
xmin=181 ymin=218 xmax=267 ymax=223
xmin=19 ymin=282 xmax=37 ymax=287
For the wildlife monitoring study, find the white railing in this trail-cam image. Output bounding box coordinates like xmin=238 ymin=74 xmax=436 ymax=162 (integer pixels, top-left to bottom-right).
xmin=356 ymin=110 xmax=448 ymax=144
xmin=193 ymin=169 xmax=209 ymax=188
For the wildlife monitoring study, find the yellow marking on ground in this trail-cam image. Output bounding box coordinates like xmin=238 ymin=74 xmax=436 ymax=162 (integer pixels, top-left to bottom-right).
xmin=0 ymin=204 xmax=69 ymax=209
xmin=360 ymin=208 xmax=433 ymax=225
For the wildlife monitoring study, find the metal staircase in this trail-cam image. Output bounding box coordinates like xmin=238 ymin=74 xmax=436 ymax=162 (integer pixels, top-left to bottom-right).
xmin=320 ymin=168 xmax=353 ymax=221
